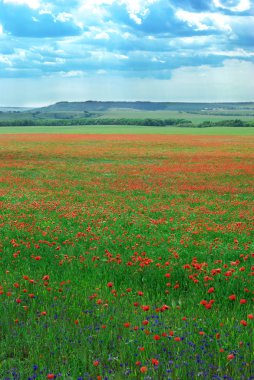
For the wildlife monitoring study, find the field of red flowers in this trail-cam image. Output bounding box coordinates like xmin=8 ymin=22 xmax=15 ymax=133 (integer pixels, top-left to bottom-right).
xmin=0 ymin=133 xmax=253 ymax=380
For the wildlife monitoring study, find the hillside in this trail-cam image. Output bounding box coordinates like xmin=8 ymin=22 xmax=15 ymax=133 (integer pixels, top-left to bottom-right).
xmin=37 ymin=101 xmax=254 ymax=113
xmin=0 ymin=101 xmax=254 ymax=127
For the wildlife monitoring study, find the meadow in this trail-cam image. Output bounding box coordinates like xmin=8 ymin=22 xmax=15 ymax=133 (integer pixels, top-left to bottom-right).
xmin=99 ymin=109 xmax=254 ymax=124
xmin=0 ymin=130 xmax=253 ymax=379
xmin=0 ymin=125 xmax=254 ymax=135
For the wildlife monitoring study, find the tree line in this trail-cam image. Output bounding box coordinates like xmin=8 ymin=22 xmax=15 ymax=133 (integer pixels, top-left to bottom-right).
xmin=0 ymin=118 xmax=253 ymax=127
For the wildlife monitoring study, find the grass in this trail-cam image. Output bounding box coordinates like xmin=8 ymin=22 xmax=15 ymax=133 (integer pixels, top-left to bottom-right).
xmin=0 ymin=125 xmax=254 ymax=135
xmin=100 ymin=108 xmax=254 ymax=123
xmin=0 ymin=133 xmax=253 ymax=379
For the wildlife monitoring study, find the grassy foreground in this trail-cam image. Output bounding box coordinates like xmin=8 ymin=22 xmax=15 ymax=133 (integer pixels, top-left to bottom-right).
xmin=0 ymin=125 xmax=254 ymax=135
xmin=0 ymin=133 xmax=253 ymax=379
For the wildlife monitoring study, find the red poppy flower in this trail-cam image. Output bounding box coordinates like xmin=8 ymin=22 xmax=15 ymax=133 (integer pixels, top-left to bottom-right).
xmin=151 ymin=358 xmax=159 ymax=365
xmin=153 ymin=334 xmax=160 ymax=340
xmin=47 ymin=375 xmax=55 ymax=379
xmin=140 ymin=366 xmax=148 ymax=373
xmin=227 ymin=354 xmax=234 ymax=360
xmin=35 ymin=256 xmax=41 ymax=261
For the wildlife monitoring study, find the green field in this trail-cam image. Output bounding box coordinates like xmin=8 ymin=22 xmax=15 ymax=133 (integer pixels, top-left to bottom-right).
xmin=0 ymin=125 xmax=254 ymax=135
xmin=100 ymin=108 xmax=254 ymax=123
xmin=0 ymin=132 xmax=253 ymax=379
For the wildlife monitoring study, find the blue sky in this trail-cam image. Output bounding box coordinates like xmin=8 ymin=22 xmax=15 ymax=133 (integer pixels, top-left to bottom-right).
xmin=0 ymin=0 xmax=253 ymax=106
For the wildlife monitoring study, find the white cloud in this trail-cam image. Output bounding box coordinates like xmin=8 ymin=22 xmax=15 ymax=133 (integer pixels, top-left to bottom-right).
xmin=0 ymin=55 xmax=12 ymax=65
xmin=151 ymin=56 xmax=166 ymax=63
xmin=212 ymin=48 xmax=254 ymax=57
xmin=60 ymin=70 xmax=84 ymax=77
xmin=43 ymin=57 xmax=65 ymax=65
xmin=75 ymin=0 xmax=114 ymax=26
xmin=94 ymin=32 xmax=110 ymax=40
xmin=3 ymin=0 xmax=41 ymax=10
xmin=55 ymin=12 xmax=73 ymax=23
xmin=213 ymin=0 xmax=251 ymax=12
xmin=75 ymin=0 xmax=158 ymax=26
xmin=120 ymin=0 xmax=158 ymax=14
xmin=0 ymin=24 xmax=3 ymax=35
xmin=176 ymin=10 xmax=232 ymax=33
xmin=14 ymin=48 xmax=27 ymax=59
xmin=38 ymin=9 xmax=52 ymax=15
xmin=119 ymin=0 xmax=158 ymax=24
xmin=171 ymin=36 xmax=215 ymax=47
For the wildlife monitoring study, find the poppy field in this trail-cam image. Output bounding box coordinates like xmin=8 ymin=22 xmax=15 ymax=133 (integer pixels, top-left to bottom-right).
xmin=0 ymin=132 xmax=253 ymax=380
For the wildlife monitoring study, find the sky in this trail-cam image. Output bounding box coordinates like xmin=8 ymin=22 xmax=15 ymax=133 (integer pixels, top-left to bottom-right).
xmin=0 ymin=0 xmax=253 ymax=106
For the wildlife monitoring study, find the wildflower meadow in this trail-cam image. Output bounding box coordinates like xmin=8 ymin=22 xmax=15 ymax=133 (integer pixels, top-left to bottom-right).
xmin=0 ymin=132 xmax=253 ymax=380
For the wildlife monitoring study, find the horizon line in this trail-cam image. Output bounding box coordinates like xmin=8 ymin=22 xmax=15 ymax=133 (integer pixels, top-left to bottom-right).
xmin=1 ymin=100 xmax=254 ymax=108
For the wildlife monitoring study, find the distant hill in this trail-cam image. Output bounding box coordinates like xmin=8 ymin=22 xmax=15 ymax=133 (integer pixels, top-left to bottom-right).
xmin=37 ymin=101 xmax=254 ymax=113
xmin=1 ymin=101 xmax=254 ymax=127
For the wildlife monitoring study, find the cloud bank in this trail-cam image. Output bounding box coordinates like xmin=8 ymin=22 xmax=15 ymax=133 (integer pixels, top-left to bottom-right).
xmin=0 ymin=0 xmax=253 ymax=104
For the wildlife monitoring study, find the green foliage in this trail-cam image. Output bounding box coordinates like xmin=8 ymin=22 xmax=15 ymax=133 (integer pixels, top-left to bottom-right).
xmin=1 ymin=117 xmax=254 ymax=128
